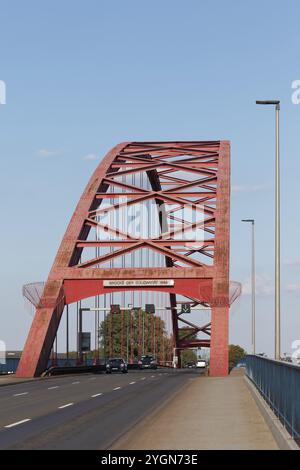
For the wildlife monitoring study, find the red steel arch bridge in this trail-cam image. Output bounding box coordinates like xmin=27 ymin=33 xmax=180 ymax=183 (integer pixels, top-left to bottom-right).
xmin=17 ymin=140 xmax=234 ymax=378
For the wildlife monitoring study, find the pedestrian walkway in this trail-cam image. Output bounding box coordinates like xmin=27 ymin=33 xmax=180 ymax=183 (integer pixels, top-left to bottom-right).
xmin=0 ymin=375 xmax=36 ymax=387
xmin=113 ymin=369 xmax=279 ymax=450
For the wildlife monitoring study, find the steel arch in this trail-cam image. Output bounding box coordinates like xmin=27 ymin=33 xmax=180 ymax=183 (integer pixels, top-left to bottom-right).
xmin=17 ymin=141 xmax=230 ymax=377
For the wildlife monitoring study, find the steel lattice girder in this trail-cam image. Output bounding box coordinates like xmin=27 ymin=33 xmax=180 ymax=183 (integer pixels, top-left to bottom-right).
xmin=16 ymin=141 xmax=230 ymax=378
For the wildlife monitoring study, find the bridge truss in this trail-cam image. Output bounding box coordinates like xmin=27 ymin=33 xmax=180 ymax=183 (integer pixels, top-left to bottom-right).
xmin=17 ymin=141 xmax=230 ymax=377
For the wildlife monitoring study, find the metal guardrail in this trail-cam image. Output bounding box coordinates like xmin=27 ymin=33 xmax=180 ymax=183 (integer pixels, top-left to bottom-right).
xmin=0 ymin=357 xmax=20 ymax=375
xmin=44 ymin=364 xmax=106 ymax=376
xmin=0 ymin=358 xmax=97 ymax=375
xmin=0 ymin=357 xmax=174 ymax=376
xmin=246 ymin=355 xmax=300 ymax=445
xmin=43 ymin=363 xmax=173 ymax=376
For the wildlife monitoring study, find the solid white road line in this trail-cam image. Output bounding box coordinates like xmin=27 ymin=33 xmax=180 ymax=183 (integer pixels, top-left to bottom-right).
xmin=113 ymin=387 xmax=121 ymax=391
xmin=129 ymin=381 xmax=136 ymax=385
xmin=91 ymin=393 xmax=103 ymax=398
xmin=5 ymin=418 xmax=31 ymax=428
xmin=58 ymin=403 xmax=74 ymax=409
xmin=13 ymin=392 xmax=28 ymax=397
xmin=72 ymin=381 xmax=80 ymax=384
xmin=48 ymin=386 xmax=59 ymax=390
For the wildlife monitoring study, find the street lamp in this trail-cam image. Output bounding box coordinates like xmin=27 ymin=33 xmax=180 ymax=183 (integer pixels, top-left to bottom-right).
xmin=127 ymin=304 xmax=133 ymax=364
xmin=242 ymin=219 xmax=256 ymax=354
xmin=256 ymin=100 xmax=281 ymax=360
xmin=103 ymin=309 xmax=107 ymax=364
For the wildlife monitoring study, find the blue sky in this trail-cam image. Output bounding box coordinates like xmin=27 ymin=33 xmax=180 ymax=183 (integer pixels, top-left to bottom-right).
xmin=0 ymin=0 xmax=300 ymax=356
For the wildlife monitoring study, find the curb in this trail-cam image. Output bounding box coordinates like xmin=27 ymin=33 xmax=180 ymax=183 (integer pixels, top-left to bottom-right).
xmin=0 ymin=378 xmax=40 ymax=388
xmin=244 ymin=375 xmax=299 ymax=451
xmin=0 ymin=372 xmax=95 ymax=388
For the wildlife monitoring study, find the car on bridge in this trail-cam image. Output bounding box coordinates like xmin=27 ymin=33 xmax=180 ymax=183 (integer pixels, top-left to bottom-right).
xmin=184 ymin=361 xmax=196 ymax=368
xmin=196 ymin=359 xmax=207 ymax=369
xmin=106 ymin=358 xmax=128 ymax=374
xmin=138 ymin=355 xmax=157 ymax=370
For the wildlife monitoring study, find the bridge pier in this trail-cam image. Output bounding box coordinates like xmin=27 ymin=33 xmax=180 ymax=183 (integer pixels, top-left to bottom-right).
xmin=209 ymin=306 xmax=229 ymax=376
xmin=16 ymin=281 xmax=65 ymax=378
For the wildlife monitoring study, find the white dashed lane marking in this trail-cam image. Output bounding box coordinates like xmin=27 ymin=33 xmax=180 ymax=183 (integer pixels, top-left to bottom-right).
xmin=5 ymin=419 xmax=31 ymax=428
xmin=4 ymin=372 xmax=164 ymax=430
xmin=58 ymin=403 xmax=74 ymax=409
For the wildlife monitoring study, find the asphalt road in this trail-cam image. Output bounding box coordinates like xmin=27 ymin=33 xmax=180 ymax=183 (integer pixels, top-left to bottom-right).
xmin=0 ymin=369 xmax=200 ymax=449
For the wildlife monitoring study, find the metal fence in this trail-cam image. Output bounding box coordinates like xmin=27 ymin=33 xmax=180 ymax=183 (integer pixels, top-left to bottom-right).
xmin=246 ymin=355 xmax=300 ymax=445
xmin=0 ymin=357 xmax=20 ymax=375
xmin=0 ymin=357 xmax=98 ymax=375
xmin=0 ymin=357 xmax=172 ymax=375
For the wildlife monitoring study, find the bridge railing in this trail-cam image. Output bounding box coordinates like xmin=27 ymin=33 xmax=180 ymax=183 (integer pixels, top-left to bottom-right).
xmin=1 ymin=357 xmax=174 ymax=375
xmin=245 ymin=354 xmax=300 ymax=445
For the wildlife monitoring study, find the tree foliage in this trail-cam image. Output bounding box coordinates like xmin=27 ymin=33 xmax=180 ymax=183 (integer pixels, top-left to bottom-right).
xmin=181 ymin=349 xmax=197 ymax=365
xmin=178 ymin=327 xmax=198 ymax=341
xmin=229 ymin=344 xmax=246 ymax=370
xmin=178 ymin=327 xmax=198 ymax=366
xmin=99 ymin=310 xmax=173 ymax=362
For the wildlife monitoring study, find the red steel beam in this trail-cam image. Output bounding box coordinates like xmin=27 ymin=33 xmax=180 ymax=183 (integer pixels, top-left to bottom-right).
xmin=16 ymin=140 xmax=230 ymax=378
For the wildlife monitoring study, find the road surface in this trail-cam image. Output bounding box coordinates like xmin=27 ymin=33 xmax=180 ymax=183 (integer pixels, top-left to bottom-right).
xmin=0 ymin=369 xmax=199 ymax=449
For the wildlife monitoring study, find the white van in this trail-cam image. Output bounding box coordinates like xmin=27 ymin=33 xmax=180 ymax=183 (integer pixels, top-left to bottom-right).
xmin=196 ymin=359 xmax=207 ymax=369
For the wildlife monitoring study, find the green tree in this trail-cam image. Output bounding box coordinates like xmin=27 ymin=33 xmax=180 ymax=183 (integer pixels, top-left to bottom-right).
xmin=181 ymin=349 xmax=197 ymax=366
xmin=229 ymin=344 xmax=246 ymax=370
xmin=178 ymin=327 xmax=198 ymax=341
xmin=99 ymin=309 xmax=172 ymax=363
xmin=178 ymin=327 xmax=198 ymax=366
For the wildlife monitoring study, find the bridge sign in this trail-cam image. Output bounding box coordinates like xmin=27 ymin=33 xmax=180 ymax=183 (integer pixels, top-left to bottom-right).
xmin=145 ymin=304 xmax=155 ymax=314
xmin=181 ymin=303 xmax=191 ymax=314
xmin=110 ymin=304 xmax=121 ymax=314
xmin=103 ymin=279 xmax=174 ymax=287
xmin=79 ymin=332 xmax=91 ymax=352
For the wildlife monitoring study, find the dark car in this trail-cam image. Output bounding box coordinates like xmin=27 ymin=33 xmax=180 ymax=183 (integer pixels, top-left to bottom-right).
xmin=106 ymin=358 xmax=128 ymax=374
xmin=185 ymin=361 xmax=196 ymax=368
xmin=138 ymin=355 xmax=157 ymax=370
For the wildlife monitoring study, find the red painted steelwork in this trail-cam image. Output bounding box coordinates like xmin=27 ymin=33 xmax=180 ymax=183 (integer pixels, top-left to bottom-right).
xmin=63 ymin=279 xmax=213 ymax=305
xmin=17 ymin=141 xmax=230 ymax=377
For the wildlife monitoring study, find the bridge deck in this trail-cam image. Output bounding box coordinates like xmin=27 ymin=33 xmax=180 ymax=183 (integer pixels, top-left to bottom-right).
xmin=113 ymin=369 xmax=278 ymax=450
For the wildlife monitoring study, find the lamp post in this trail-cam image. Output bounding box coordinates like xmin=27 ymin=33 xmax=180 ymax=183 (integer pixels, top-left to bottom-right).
xmin=127 ymin=304 xmax=133 ymax=364
xmin=103 ymin=309 xmax=107 ymax=364
xmin=66 ymin=305 xmax=69 ymax=364
xmin=256 ymin=100 xmax=281 ymax=360
xmin=242 ymin=219 xmax=256 ymax=354
xmin=78 ymin=307 xmax=83 ymax=364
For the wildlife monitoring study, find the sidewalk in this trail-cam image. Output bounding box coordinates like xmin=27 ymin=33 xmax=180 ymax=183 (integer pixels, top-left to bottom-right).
xmin=0 ymin=375 xmax=37 ymax=387
xmin=113 ymin=369 xmax=279 ymax=450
